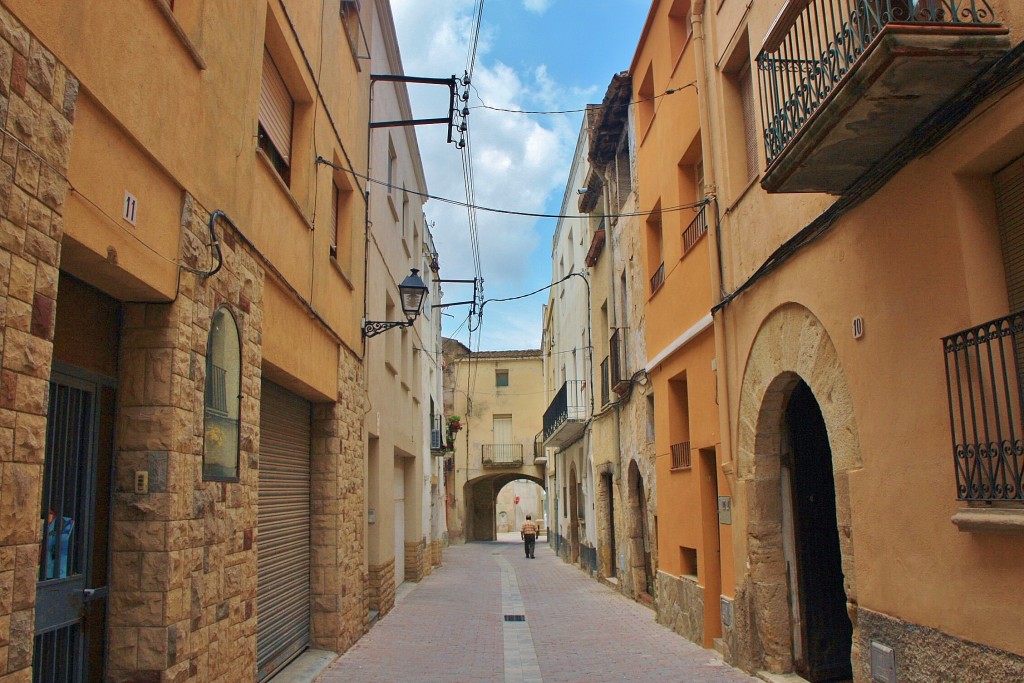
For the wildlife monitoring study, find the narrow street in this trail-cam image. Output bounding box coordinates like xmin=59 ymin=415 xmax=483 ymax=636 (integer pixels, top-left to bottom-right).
xmin=319 ymin=535 xmax=758 ymax=683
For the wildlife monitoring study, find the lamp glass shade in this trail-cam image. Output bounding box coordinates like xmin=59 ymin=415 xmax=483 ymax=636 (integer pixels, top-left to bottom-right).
xmin=399 ymin=269 xmax=429 ymax=319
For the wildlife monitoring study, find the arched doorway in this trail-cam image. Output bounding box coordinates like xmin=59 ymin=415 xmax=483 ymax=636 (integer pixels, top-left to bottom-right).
xmin=461 ymin=473 xmax=546 ymax=542
xmin=598 ymin=469 xmax=617 ymax=578
xmin=735 ymin=304 xmax=862 ymax=679
xmin=627 ymin=460 xmax=653 ymax=599
xmin=784 ymin=380 xmax=852 ymax=681
xmin=568 ymin=463 xmax=580 ymax=563
xmin=495 ymin=479 xmax=545 ymax=533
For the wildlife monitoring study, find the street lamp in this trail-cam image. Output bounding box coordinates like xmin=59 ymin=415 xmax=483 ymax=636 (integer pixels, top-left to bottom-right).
xmin=363 ymin=269 xmax=429 ymax=338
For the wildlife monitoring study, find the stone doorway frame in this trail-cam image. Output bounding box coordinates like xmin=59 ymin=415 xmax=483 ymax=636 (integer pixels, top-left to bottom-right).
xmin=734 ymin=304 xmax=863 ymax=675
xmin=626 ymin=459 xmax=653 ymax=599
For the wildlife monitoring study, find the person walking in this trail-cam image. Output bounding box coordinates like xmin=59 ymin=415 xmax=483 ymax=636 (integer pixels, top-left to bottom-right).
xmin=521 ymin=515 xmax=538 ymax=558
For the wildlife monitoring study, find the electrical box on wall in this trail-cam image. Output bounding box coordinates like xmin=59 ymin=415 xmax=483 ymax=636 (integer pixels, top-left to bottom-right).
xmin=718 ymin=496 xmax=732 ymax=524
xmin=870 ymin=641 xmax=896 ymax=683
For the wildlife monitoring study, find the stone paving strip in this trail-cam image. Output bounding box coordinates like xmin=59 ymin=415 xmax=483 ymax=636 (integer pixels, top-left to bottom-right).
xmin=318 ymin=539 xmax=759 ymax=683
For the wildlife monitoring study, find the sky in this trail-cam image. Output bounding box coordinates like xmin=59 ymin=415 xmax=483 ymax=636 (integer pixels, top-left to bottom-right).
xmin=391 ymin=0 xmax=651 ymax=351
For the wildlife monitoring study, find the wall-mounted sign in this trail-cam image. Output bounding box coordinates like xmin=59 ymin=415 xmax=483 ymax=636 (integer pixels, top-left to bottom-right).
xmin=718 ymin=496 xmax=732 ymax=525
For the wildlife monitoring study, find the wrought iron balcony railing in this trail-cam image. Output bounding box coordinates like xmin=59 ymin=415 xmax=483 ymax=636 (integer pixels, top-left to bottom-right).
xmin=943 ymin=311 xmax=1024 ymax=502
xmin=534 ymin=431 xmax=546 ymax=462
xmin=757 ymin=0 xmax=1000 ymax=167
xmin=682 ymin=204 xmax=707 ymax=254
xmin=543 ymin=380 xmax=589 ymax=444
xmin=650 ymin=262 xmax=665 ymax=294
xmin=671 ymin=441 xmax=692 ymax=470
xmin=482 ymin=443 xmax=524 ymax=467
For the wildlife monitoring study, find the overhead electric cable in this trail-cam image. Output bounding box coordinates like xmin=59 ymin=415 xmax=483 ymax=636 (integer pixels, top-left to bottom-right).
xmin=468 ymin=81 xmax=696 ymax=115
xmin=319 ymin=158 xmax=710 ymax=218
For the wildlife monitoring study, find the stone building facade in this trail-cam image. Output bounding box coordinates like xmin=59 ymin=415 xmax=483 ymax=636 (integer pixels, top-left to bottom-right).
xmin=0 ymin=1 xmax=383 ymax=681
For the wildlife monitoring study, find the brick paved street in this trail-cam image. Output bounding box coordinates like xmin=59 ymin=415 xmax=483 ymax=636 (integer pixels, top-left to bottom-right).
xmin=318 ymin=537 xmax=759 ymax=683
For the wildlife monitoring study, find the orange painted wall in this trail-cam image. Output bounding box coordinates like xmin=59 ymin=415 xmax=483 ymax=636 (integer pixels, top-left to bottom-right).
xmin=715 ymin=62 xmax=1024 ymax=656
xmin=632 ymin=0 xmax=728 ymax=647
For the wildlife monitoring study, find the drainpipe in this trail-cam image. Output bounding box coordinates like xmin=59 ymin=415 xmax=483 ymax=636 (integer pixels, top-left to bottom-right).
xmin=691 ymin=0 xmax=735 ymax=478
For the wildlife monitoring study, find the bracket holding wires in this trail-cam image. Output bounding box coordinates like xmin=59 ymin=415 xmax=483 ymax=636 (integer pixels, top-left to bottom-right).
xmin=369 ymin=72 xmax=472 ymax=148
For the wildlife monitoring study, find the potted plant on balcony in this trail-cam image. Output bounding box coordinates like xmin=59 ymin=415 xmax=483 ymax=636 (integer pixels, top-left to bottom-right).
xmin=447 ymin=415 xmax=463 ymax=433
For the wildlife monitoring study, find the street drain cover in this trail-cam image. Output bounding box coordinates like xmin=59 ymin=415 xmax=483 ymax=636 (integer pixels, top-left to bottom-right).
xmin=504 ymin=615 xmax=526 ymax=622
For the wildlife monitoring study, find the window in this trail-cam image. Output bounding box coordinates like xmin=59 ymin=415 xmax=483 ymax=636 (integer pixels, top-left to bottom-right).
xmin=258 ymin=48 xmax=293 ymax=183
xmin=340 ymin=0 xmax=363 ymax=58
xmin=739 ymin=62 xmax=759 ymax=181
xmin=646 ymin=204 xmax=664 ymax=293
xmin=646 ymin=394 xmax=656 ymax=442
xmin=330 ymin=181 xmax=340 ymax=259
xmin=496 ymin=370 xmax=509 ymax=387
xmin=637 ymin=64 xmax=655 ymax=135
xmin=668 ymin=0 xmax=693 ymax=57
xmin=204 ymin=307 xmax=241 ymax=480
xmin=387 ymin=138 xmax=397 ymax=191
xmin=330 ymin=166 xmax=354 ymax=269
xmin=722 ymin=34 xmax=759 ymax=192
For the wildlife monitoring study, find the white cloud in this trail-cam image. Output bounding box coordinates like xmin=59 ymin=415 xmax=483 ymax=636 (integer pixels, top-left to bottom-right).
xmin=391 ymin=0 xmax=584 ymax=350
xmin=523 ymin=0 xmax=553 ymax=13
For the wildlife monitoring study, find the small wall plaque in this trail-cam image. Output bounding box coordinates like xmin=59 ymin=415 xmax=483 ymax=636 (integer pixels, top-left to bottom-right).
xmin=720 ymin=596 xmax=733 ymax=629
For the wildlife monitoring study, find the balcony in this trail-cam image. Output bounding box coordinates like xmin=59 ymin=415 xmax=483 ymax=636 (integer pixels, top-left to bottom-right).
xmin=943 ymin=311 xmax=1024 ymax=502
xmin=543 ymin=380 xmax=589 ymax=449
xmin=671 ymin=441 xmax=692 ymax=470
xmin=482 ymin=443 xmax=524 ymax=468
xmin=430 ymin=414 xmax=449 ymax=454
xmin=650 ymin=262 xmax=665 ymax=294
xmin=533 ymin=432 xmax=548 ymax=465
xmin=682 ymin=204 xmax=707 ymax=254
xmin=610 ymin=328 xmax=629 ymax=394
xmin=757 ymin=0 xmax=1009 ymax=194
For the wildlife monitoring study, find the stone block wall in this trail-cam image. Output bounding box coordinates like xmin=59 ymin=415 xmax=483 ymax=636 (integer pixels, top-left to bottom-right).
xmin=0 ymin=6 xmax=76 ymax=680
xmin=656 ymin=570 xmax=704 ymax=645
xmin=855 ymin=607 xmax=1024 ymax=683
xmin=404 ymin=539 xmax=429 ymax=582
xmin=108 ymin=195 xmax=264 ymax=682
xmin=429 ymin=539 xmax=443 ymax=567
xmin=367 ymin=558 xmax=395 ymax=617
xmin=310 ymin=348 xmax=368 ymax=655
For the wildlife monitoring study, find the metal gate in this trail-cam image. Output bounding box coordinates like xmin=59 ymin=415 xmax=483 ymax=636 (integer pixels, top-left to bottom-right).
xmin=256 ymin=381 xmax=312 ymax=681
xmin=33 ymin=370 xmax=110 ymax=683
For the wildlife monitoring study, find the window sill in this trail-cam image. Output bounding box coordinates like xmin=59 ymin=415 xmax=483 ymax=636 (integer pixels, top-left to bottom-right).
xmin=330 ymin=255 xmax=356 ymax=291
xmin=256 ymin=148 xmax=313 ymax=230
xmin=149 ymin=0 xmax=206 ymax=70
xmin=951 ymin=507 xmax=1024 ymax=535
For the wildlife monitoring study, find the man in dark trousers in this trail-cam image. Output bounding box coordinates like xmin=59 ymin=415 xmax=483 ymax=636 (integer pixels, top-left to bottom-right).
xmin=520 ymin=515 xmax=538 ymax=558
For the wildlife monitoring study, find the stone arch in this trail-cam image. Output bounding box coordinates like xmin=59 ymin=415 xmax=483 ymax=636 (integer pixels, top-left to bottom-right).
xmin=568 ymin=463 xmax=580 ymax=563
xmin=734 ymin=302 xmax=862 ymax=675
xmin=626 ymin=460 xmax=654 ymax=599
xmin=462 ymin=473 xmax=545 ymax=542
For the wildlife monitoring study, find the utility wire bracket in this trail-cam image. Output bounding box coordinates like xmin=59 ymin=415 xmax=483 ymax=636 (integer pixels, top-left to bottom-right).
xmin=369 ymin=73 xmax=471 ymax=147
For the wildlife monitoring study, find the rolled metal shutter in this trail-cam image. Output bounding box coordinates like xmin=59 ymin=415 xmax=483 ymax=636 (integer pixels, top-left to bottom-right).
xmin=259 ymin=49 xmax=293 ymax=164
xmin=256 ymin=381 xmax=311 ymax=681
xmin=995 ymin=155 xmax=1024 ymax=312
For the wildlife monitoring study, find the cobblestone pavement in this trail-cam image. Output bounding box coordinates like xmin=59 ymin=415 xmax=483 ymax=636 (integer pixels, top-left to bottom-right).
xmin=317 ymin=536 xmax=759 ymax=683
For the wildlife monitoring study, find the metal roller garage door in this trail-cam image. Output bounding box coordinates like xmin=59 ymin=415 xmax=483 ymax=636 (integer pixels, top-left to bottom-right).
xmin=257 ymin=381 xmax=312 ymax=681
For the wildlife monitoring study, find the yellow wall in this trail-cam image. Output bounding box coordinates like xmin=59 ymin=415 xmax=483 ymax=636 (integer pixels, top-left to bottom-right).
xmin=706 ymin=0 xmax=1024 ymax=655
xmin=11 ymin=0 xmax=369 ymax=391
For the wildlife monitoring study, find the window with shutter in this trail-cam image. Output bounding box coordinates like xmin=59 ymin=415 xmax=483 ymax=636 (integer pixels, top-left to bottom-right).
xmin=330 ymin=181 xmax=340 ymax=258
xmin=258 ymin=49 xmax=293 ymax=182
xmin=740 ymin=63 xmax=759 ymax=181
